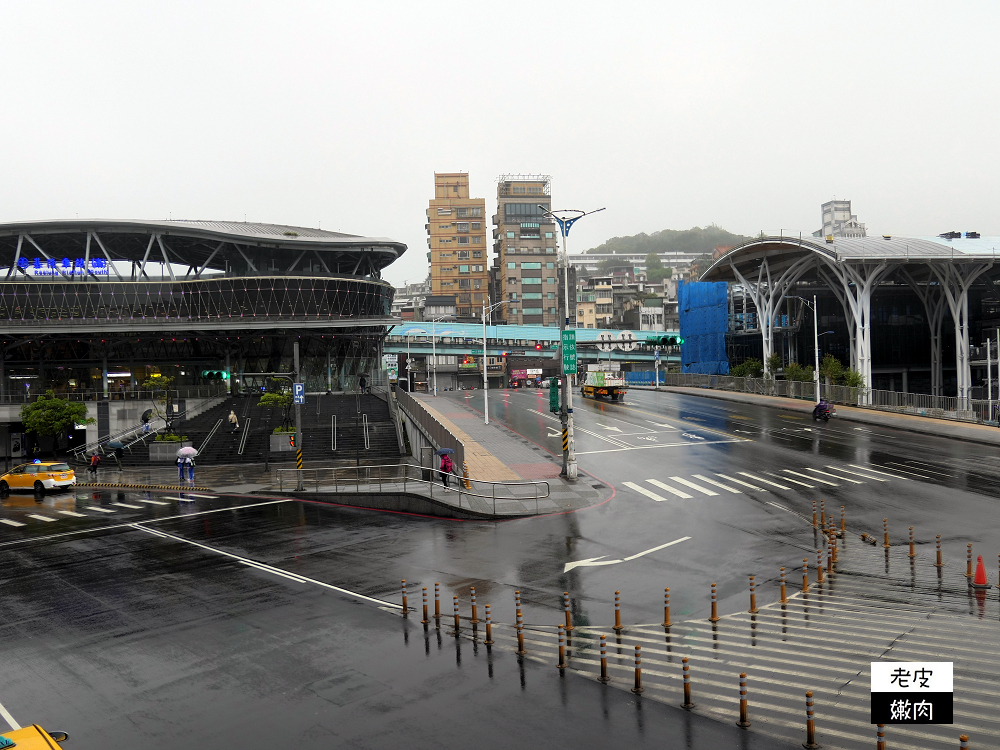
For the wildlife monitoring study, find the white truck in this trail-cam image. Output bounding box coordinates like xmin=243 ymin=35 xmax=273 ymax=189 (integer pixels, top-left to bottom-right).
xmin=581 ymin=364 xmax=627 ymax=401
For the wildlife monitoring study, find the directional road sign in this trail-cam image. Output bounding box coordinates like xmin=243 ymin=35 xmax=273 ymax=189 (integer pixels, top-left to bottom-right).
xmin=561 ymin=329 xmax=577 ymax=374
xmin=293 ymin=382 xmax=305 ymax=404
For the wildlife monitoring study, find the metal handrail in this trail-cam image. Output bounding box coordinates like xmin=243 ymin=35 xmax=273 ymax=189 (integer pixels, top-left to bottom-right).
xmin=197 ymin=419 xmax=224 ymax=455
xmin=238 ymin=418 xmax=251 ymax=455
xmin=274 ymin=462 xmax=549 ymax=516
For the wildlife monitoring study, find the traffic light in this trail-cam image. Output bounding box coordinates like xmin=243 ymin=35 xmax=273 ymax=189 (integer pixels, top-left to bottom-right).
xmin=535 ymin=343 xmax=543 ymax=350
xmin=289 ymin=434 xmax=295 ymax=447
xmin=644 ymin=335 xmax=685 ymax=346
xmin=549 ymin=377 xmax=560 ymax=413
xmin=201 ymin=370 xmax=230 ymax=380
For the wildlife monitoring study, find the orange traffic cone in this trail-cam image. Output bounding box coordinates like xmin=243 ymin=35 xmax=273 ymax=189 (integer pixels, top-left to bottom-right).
xmin=972 ymin=555 xmax=992 ymax=590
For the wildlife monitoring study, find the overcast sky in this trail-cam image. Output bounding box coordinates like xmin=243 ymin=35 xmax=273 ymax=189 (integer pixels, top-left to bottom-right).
xmin=3 ymin=1 xmax=997 ymax=286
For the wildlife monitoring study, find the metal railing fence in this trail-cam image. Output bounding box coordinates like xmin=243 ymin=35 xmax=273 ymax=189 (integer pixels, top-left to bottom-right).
xmin=0 ymin=384 xmax=230 ymax=405
xmin=654 ymin=373 xmax=995 ymax=425
xmin=275 ymin=462 xmax=549 ymax=516
xmin=395 ymin=389 xmax=465 ymax=468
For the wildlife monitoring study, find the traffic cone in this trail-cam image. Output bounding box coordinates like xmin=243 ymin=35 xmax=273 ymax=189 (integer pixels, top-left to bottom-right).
xmin=972 ymin=555 xmax=992 ymax=590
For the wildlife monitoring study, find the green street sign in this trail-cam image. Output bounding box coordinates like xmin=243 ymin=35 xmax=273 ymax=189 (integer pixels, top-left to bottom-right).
xmin=561 ymin=329 xmax=577 ymax=374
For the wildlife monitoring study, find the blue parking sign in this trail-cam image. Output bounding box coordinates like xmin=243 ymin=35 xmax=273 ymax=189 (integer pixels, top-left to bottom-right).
xmin=293 ymin=383 xmax=305 ymax=404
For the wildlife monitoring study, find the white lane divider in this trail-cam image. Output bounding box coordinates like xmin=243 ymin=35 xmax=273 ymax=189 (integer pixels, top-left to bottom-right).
xmin=137 ymin=499 xmax=169 ymax=506
xmin=26 ymin=514 xmax=58 ymax=522
xmin=738 ymin=472 xmax=791 ymax=490
xmin=825 ymin=465 xmax=888 ymax=482
xmin=527 ymin=408 xmax=560 ymax=423
xmin=716 ymin=473 xmax=767 ymax=491
xmin=647 ymin=479 xmax=694 ymax=499
xmin=802 ymin=467 xmax=863 ymax=485
xmin=0 ymin=519 xmax=26 ymax=527
xmin=85 ymin=507 xmax=116 ymax=513
xmin=623 ymin=482 xmax=675 ymax=502
xmin=782 ymin=469 xmax=837 ymax=486
xmin=692 ymin=474 xmax=742 ymax=493
xmin=0 ymin=696 xmax=20 ymax=731
xmin=669 ymin=476 xmax=719 ymax=496
xmin=110 ymin=503 xmax=143 ymax=509
xmin=56 ymin=510 xmax=87 ymax=517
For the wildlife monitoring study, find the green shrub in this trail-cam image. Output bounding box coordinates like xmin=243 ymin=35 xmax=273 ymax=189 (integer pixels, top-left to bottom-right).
xmin=765 ymin=353 xmax=783 ymax=376
xmin=272 ymin=426 xmax=296 ymax=434
xmin=784 ymin=363 xmax=815 ymax=382
xmin=154 ymin=434 xmax=189 ymax=442
xmin=729 ymin=358 xmax=763 ymax=378
xmin=841 ymin=369 xmax=865 ymax=388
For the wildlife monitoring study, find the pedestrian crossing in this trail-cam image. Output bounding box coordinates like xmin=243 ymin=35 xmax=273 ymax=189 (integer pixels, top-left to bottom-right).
xmin=0 ymin=492 xmax=214 ymax=530
xmin=624 ymin=460 xmax=943 ymax=503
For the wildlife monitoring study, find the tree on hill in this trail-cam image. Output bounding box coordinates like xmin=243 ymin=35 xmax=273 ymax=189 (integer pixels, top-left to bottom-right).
xmin=585 ymin=225 xmax=750 ymax=257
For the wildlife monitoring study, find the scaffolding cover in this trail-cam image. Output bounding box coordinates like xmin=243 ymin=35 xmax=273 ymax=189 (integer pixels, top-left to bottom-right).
xmin=678 ymin=280 xmax=730 ymax=375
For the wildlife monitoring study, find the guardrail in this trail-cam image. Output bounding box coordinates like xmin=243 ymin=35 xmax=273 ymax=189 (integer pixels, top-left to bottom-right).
xmin=275 ymin=462 xmax=549 ymax=516
xmin=0 ymin=384 xmax=230 ymax=405
xmin=655 ymin=373 xmax=995 ymax=425
xmin=395 ymin=389 xmax=465 ymax=468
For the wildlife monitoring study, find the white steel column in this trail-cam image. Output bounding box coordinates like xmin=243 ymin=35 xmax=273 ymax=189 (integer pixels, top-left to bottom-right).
xmin=931 ymin=261 xmax=992 ymax=406
xmin=898 ymin=267 xmax=946 ymax=396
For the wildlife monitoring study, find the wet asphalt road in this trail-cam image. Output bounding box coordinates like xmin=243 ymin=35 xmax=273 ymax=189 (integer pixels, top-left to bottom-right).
xmin=0 ymin=387 xmax=996 ymax=747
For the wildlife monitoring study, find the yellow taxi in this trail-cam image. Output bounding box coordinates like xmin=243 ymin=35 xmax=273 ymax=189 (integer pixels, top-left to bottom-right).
xmin=0 ymin=724 xmax=69 ymax=747
xmin=0 ymin=461 xmax=76 ymax=494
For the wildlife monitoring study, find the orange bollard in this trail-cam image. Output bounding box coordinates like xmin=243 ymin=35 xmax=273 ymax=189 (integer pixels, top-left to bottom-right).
xmin=434 ymin=582 xmax=441 ymax=620
xmin=816 ymin=550 xmax=824 ymax=585
xmin=631 ymin=645 xmax=643 ymax=694
xmin=662 ymin=588 xmax=672 ymax=628
xmin=780 ymin=567 xmax=787 ymax=604
xmin=401 ymin=579 xmax=408 ymax=616
xmin=803 ymin=691 xmax=819 ymax=749
xmin=802 ymin=558 xmax=809 ymax=594
xmin=748 ymin=575 xmax=758 ymax=614
xmin=484 ymin=604 xmax=494 ymax=645
xmin=563 ymin=591 xmax=574 ymax=631
xmin=613 ymin=590 xmax=624 ymax=633
xmin=909 ymin=527 xmax=916 ymax=559
xmin=452 ymin=595 xmax=460 ymax=634
xmin=827 ymin=544 xmax=833 ymax=575
xmin=876 ymin=724 xmax=886 ymax=750
xmin=812 ymin=500 xmax=817 ymax=528
xmin=967 ymin=544 xmax=973 ymax=578
xmin=470 ymin=587 xmax=479 ymax=624
xmin=516 ymin=610 xmax=526 ymax=655
xmin=681 ymin=657 xmax=694 ymax=709
xmin=840 ymin=505 xmax=846 ymax=538
xmin=832 ymin=535 xmax=838 ymax=565
xmin=935 ymin=537 xmax=943 ymax=567
xmin=598 ymin=634 xmax=610 ymax=683
xmin=737 ymin=672 xmax=750 ymax=728
xmin=421 ymin=587 xmax=429 ymax=624
xmin=884 ymin=518 xmax=890 ymax=548
xmin=557 ymin=624 xmax=566 ymax=668
xmin=820 ymin=499 xmax=825 ymax=528
xmin=960 ymin=734 xmax=969 ymax=749
xmin=709 ymin=582 xmax=720 ymax=622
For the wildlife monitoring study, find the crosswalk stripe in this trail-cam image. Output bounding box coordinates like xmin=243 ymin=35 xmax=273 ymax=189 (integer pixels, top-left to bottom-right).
xmin=858 ymin=463 xmax=921 ymax=479
xmin=668 ymin=477 xmax=718 ymax=496
xmin=162 ymin=496 xmax=197 ymax=502
xmin=186 ymin=493 xmax=218 ymax=499
xmin=801 ymin=467 xmax=863 ymax=484
xmin=716 ymin=473 xmax=767 ymax=491
xmin=0 ymin=519 xmax=26 ymax=527
xmin=56 ymin=510 xmax=87 ymax=517
xmin=885 ymin=461 xmax=938 ymax=478
xmin=110 ymin=503 xmax=143 ymax=509
xmin=847 ymin=463 xmax=910 ymax=480
xmin=824 ymin=465 xmax=888 ymax=481
xmin=771 ymin=474 xmax=814 ymax=488
xmin=85 ymin=506 xmax=116 ymax=513
xmin=623 ymin=482 xmax=674 ymax=502
xmin=782 ymin=469 xmax=837 ymax=486
xmin=646 ymin=479 xmax=694 ymax=499
xmin=738 ymin=472 xmax=791 ymax=490
xmin=26 ymin=514 xmax=58 ymax=522
xmin=903 ymin=460 xmax=955 ymax=476
xmin=692 ymin=475 xmax=742 ymax=493
xmin=137 ymin=499 xmax=169 ymax=506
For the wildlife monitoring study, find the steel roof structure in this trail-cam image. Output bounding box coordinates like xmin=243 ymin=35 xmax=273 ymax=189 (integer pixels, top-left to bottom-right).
xmin=701 ymin=234 xmax=1000 ymax=402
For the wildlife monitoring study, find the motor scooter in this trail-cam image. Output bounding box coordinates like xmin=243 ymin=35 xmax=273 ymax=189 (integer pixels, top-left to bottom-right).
xmin=812 ymin=401 xmax=835 ymax=421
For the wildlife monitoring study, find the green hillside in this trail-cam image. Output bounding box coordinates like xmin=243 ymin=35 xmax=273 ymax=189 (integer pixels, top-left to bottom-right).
xmin=584 ymin=225 xmax=750 ymax=256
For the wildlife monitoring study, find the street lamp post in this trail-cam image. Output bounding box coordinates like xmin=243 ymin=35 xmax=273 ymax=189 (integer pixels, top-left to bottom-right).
xmin=539 ymin=205 xmax=605 ymax=481
xmin=482 ymin=299 xmax=508 ymax=425
xmin=403 ymin=329 xmax=428 ymax=392
xmin=429 ymin=315 xmax=454 ymax=396
xmin=786 ymin=295 xmax=835 ymax=404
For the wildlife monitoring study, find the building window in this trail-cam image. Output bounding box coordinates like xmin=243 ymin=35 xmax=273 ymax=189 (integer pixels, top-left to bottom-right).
xmin=521 ymin=262 xmax=541 ymax=269
xmin=522 ymin=307 xmax=543 ymax=315
xmin=533 ymin=248 xmax=542 ymax=254
xmin=509 ymin=293 xmax=518 ymax=300
xmin=545 ymin=247 xmax=555 ymax=253
xmin=545 ymin=232 xmax=554 ymax=239
xmin=459 ymin=279 xmax=472 ymax=289
xmin=472 ymin=251 xmax=482 ymax=258
xmin=457 ymin=222 xmax=470 ymax=232
xmin=474 ymin=292 xmax=484 ymax=301
xmin=546 ymin=262 xmax=554 ymax=269
xmin=459 ymin=265 xmax=470 ymax=274
xmin=509 ymin=307 xmax=518 ymax=314
xmin=507 ymin=277 xmax=518 ymax=285
xmin=512 ymin=186 xmax=526 ymax=194
xmin=474 ymin=279 xmax=482 ymax=288
xmin=546 ymin=277 xmax=555 ymax=284
xmin=458 ymin=251 xmax=470 ymax=259
xmin=437 ymin=208 xmax=452 ymax=215
xmin=547 ymin=291 xmax=555 ymax=299
xmin=458 ymin=307 xmax=471 ymax=315
xmin=457 ymin=207 xmax=482 ymax=218
xmin=457 ymin=237 xmax=470 ymax=245
xmin=597 ymin=304 xmax=613 ymax=314
xmin=471 ymin=236 xmax=482 ymax=244
xmin=471 ymin=222 xmax=481 ymax=230
xmin=458 ymin=294 xmax=471 ymax=303
xmin=523 ymin=292 xmax=542 ymax=300
xmin=507 ymin=262 xmax=516 ymax=269
xmin=506 ymin=231 xmax=515 ymax=238
xmin=523 ymin=277 xmax=542 ymax=285
xmin=550 ymin=307 xmax=557 ymax=314
xmin=472 ymin=265 xmax=484 ymax=272
xmin=528 ymin=186 xmax=544 ymax=194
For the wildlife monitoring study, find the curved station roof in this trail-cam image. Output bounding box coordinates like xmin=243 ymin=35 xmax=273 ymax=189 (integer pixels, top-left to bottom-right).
xmin=0 ymin=219 xmax=407 ymax=279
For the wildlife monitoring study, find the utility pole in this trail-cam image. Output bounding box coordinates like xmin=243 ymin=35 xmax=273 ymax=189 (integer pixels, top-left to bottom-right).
xmin=294 ymin=341 xmax=303 ymax=491
xmin=540 ymin=205 xmax=605 ymax=481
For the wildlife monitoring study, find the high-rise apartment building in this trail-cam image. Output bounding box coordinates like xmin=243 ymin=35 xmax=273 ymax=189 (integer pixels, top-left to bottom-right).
xmin=492 ymin=175 xmax=562 ymax=326
xmin=426 ymin=173 xmax=488 ymax=320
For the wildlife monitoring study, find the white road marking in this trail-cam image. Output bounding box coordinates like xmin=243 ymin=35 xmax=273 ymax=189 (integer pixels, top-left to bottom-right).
xmin=824 ymin=465 xmax=888 ymax=482
xmin=85 ymin=507 xmax=117 ymax=513
xmin=647 ymin=479 xmax=694 ymax=499
xmin=782 ymin=470 xmax=838 ymax=486
xmin=527 ymin=408 xmax=560 ymax=422
xmin=574 ymin=439 xmax=744 ymax=455
xmin=738 ymin=472 xmax=791 ymax=490
xmin=137 ymin=499 xmax=169 ymax=506
xmin=564 ymin=536 xmax=691 ymax=572
xmin=716 ymin=473 xmax=767 ymax=491
xmin=770 ymin=474 xmax=814 ymax=488
xmin=646 ymin=420 xmax=676 ymax=429
xmin=848 ymin=464 xmax=911 ymax=480
xmin=801 ymin=467 xmax=864 ymax=484
xmin=885 ymin=462 xmax=940 ymax=477
xmin=861 ymin=463 xmax=925 ymax=479
xmin=0 ymin=519 xmax=26 ymax=527
xmin=597 ymin=424 xmax=623 ymax=432
xmin=56 ymin=510 xmax=87 ymax=517
xmin=26 ymin=514 xmax=58 ymax=522
xmin=623 ymin=482 xmax=675 ymax=502
xmin=669 ymin=476 xmax=718 ymax=496
xmin=692 ymin=474 xmax=742 ymax=493
xmin=904 ymin=461 xmax=955 ymax=476
xmin=110 ymin=502 xmax=143 ymax=509
xmin=132 ymin=524 xmax=400 ymax=608
xmin=0 ymin=697 xmax=20 ymax=731
xmin=185 ymin=494 xmax=218 ymax=499
xmin=162 ymin=496 xmax=197 ymax=502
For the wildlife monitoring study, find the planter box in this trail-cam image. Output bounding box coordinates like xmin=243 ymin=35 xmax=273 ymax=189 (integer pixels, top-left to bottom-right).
xmin=270 ymin=433 xmax=297 ymax=452
xmin=149 ymin=441 xmax=193 ymax=462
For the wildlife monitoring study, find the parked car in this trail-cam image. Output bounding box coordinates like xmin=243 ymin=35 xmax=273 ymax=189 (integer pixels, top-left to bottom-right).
xmin=1 ymin=724 xmax=69 ymax=746
xmin=0 ymin=461 xmax=76 ymax=494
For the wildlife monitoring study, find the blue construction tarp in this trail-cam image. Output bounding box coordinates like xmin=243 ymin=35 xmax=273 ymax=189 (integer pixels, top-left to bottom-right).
xmin=678 ymin=280 xmax=729 ymax=375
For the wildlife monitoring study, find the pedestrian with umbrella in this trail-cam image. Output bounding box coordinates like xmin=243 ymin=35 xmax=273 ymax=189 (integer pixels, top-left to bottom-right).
xmin=435 ymin=448 xmax=455 ymax=491
xmin=177 ymin=446 xmax=197 ymax=485
xmin=107 ymin=440 xmax=125 ymax=472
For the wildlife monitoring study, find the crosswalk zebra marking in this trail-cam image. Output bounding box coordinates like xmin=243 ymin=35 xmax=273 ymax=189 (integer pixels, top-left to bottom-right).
xmin=738 ymin=472 xmax=791 ymax=490
xmin=800 ymin=467 xmax=864 ymax=484
xmin=824 ymin=465 xmax=888 ymax=481
xmin=623 ymin=482 xmax=674 ymax=502
xmin=885 ymin=461 xmax=941 ymax=478
xmin=85 ymin=506 xmax=116 ymax=513
xmin=668 ymin=477 xmax=718 ymax=496
xmin=716 ymin=474 xmax=767 ymax=491
xmin=110 ymin=503 xmax=143 ymax=509
xmin=769 ymin=473 xmax=814 ymax=488
xmin=0 ymin=519 xmax=25 ymax=527
xmin=26 ymin=514 xmax=58 ymax=522
xmin=782 ymin=469 xmax=838 ymax=486
xmin=137 ymin=499 xmax=169 ymax=506
xmin=853 ymin=463 xmax=917 ymax=479
xmin=56 ymin=510 xmax=87 ymax=517
xmin=646 ymin=479 xmax=694 ymax=499
xmin=847 ymin=463 xmax=910 ymax=480
xmin=692 ymin=475 xmax=742 ymax=493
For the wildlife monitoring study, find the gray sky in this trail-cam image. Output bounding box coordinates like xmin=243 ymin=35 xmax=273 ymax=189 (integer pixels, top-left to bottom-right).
xmin=3 ymin=1 xmax=997 ymax=287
